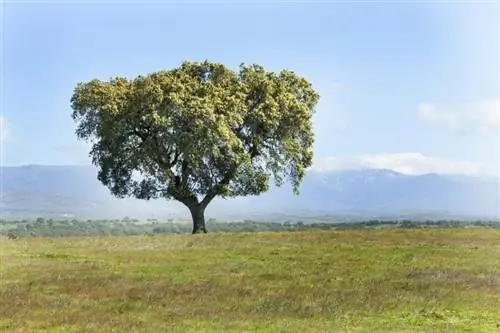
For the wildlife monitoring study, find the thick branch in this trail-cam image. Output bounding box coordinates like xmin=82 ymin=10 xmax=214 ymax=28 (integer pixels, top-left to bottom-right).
xmin=171 ymin=191 xmax=197 ymax=207
xmin=132 ymin=128 xmax=181 ymax=170
xmin=170 ymin=150 xmax=181 ymax=167
xmin=181 ymin=159 xmax=190 ymax=188
xmin=132 ymin=128 xmax=193 ymax=204
xmin=250 ymin=140 xmax=260 ymax=158
xmin=200 ymin=167 xmax=237 ymax=208
xmin=169 ymin=157 xmax=198 ymax=207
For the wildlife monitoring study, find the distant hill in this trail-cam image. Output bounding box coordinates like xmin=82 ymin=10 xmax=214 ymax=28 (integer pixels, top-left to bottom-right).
xmin=235 ymin=169 xmax=499 ymax=219
xmin=0 ymin=165 xmax=498 ymax=220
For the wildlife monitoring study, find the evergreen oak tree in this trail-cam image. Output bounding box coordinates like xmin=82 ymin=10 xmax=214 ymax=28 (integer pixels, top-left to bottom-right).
xmin=70 ymin=61 xmax=320 ymax=234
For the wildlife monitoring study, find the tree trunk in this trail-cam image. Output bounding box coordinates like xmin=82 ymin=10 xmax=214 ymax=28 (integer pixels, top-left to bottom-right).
xmin=189 ymin=205 xmax=207 ymax=234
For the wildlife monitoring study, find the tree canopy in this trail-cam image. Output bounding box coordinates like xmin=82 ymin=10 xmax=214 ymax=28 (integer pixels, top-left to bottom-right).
xmin=70 ymin=60 xmax=320 ymax=233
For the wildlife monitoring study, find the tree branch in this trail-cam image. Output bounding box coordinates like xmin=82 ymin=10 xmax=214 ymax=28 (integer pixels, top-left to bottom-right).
xmin=200 ymin=167 xmax=237 ymax=208
xmin=181 ymin=159 xmax=190 ymax=188
xmin=170 ymin=149 xmax=181 ymax=167
xmin=131 ymin=128 xmax=191 ymax=204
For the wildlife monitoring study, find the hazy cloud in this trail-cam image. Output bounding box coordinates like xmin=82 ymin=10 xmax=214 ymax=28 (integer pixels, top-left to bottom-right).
xmin=54 ymin=143 xmax=92 ymax=165
xmin=0 ymin=116 xmax=9 ymax=144
xmin=417 ymin=99 xmax=500 ymax=136
xmin=311 ymin=153 xmax=491 ymax=176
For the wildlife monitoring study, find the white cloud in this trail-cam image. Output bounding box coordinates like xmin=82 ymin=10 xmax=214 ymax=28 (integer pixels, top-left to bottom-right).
xmin=311 ymin=153 xmax=492 ymax=176
xmin=0 ymin=116 xmax=9 ymax=144
xmin=417 ymin=99 xmax=500 ymax=136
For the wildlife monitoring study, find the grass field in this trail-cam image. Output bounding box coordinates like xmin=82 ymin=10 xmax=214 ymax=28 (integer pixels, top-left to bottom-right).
xmin=1 ymin=229 xmax=500 ymax=332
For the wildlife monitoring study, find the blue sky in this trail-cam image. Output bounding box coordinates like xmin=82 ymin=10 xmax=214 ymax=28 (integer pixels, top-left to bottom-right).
xmin=2 ymin=1 xmax=499 ymax=176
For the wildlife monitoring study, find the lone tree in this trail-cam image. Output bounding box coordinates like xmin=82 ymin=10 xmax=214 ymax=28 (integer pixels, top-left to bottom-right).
xmin=70 ymin=61 xmax=320 ymax=234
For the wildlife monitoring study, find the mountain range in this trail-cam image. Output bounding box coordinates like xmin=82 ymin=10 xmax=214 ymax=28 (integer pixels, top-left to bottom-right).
xmin=1 ymin=165 xmax=498 ymax=221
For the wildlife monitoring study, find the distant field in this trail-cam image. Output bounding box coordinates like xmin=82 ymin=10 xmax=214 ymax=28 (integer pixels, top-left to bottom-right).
xmin=1 ymin=229 xmax=500 ymax=332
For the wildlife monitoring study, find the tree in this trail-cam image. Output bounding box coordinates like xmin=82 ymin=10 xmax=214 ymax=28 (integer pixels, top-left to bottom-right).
xmin=70 ymin=60 xmax=320 ymax=234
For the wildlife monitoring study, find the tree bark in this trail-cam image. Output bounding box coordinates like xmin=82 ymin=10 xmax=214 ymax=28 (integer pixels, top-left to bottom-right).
xmin=189 ymin=205 xmax=207 ymax=234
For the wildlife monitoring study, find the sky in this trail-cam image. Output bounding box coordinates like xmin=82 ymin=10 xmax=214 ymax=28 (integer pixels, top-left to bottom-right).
xmin=2 ymin=0 xmax=499 ymax=177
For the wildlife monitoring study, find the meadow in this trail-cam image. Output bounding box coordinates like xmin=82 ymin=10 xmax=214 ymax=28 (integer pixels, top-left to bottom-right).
xmin=1 ymin=228 xmax=499 ymax=332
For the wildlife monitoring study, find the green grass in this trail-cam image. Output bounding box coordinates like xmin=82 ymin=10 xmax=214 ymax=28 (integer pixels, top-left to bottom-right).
xmin=1 ymin=229 xmax=500 ymax=332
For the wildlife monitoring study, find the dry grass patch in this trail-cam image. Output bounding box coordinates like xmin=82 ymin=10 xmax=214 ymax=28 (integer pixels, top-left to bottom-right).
xmin=1 ymin=229 xmax=500 ymax=332
xmin=406 ymin=267 xmax=500 ymax=290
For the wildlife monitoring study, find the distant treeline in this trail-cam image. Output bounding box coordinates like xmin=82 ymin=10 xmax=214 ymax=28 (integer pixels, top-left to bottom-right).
xmin=1 ymin=217 xmax=500 ymax=238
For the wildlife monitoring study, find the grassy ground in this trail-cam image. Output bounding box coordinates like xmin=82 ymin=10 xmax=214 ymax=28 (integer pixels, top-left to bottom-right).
xmin=1 ymin=229 xmax=499 ymax=332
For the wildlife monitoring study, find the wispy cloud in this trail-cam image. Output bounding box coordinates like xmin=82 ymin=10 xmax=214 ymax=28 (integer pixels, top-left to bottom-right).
xmin=311 ymin=153 xmax=491 ymax=176
xmin=417 ymin=99 xmax=500 ymax=136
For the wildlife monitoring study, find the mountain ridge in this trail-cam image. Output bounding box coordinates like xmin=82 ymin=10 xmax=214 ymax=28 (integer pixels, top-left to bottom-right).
xmin=1 ymin=165 xmax=498 ymax=220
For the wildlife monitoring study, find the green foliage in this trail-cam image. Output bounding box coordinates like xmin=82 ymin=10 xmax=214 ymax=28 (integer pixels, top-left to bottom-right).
xmin=70 ymin=61 xmax=320 ymax=213
xmin=1 ymin=218 xmax=499 ymax=239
